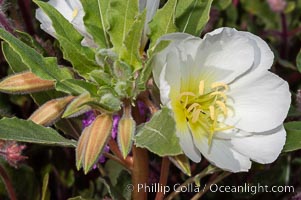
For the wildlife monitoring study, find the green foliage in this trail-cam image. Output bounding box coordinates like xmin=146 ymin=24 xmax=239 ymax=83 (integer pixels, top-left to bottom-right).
xmin=120 ymin=11 xmax=146 ymax=70
xmin=34 ymin=0 xmax=99 ymax=79
xmin=134 ymin=107 xmax=182 ymax=156
xmin=175 ymin=0 xmax=213 ymax=36
xmin=0 ymin=28 xmax=71 ymax=81
xmin=107 ymin=0 xmax=139 ymax=52
xmin=0 ymin=117 xmax=76 ymax=147
xmin=81 ymin=0 xmax=109 ymax=48
xmin=149 ymin=0 xmax=178 ymax=48
xmin=283 ymin=122 xmax=301 ymax=152
xmin=297 ymin=49 xmax=301 ymax=73
xmin=55 ymin=79 xmax=98 ymax=96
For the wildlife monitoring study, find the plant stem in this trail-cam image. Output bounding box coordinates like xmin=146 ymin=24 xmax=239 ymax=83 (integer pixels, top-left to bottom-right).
xmin=0 ymin=164 xmax=17 ymax=200
xmin=103 ymin=152 xmax=132 ymax=173
xmin=165 ymin=165 xmax=219 ymax=200
xmin=108 ymin=139 xmax=133 ymax=170
xmin=155 ymin=157 xmax=170 ymax=200
xmin=191 ymin=172 xmax=231 ymax=200
xmin=132 ymin=146 xmax=149 ymax=200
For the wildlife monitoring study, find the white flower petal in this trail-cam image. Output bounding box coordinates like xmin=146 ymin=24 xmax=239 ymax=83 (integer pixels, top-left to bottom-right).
xmin=226 ymin=71 xmax=291 ymax=132
xmin=157 ymin=63 xmax=172 ymax=107
xmin=176 ymin=130 xmax=202 ymax=163
xmin=199 ymin=27 xmax=255 ymax=83
xmin=231 ymin=126 xmax=286 ymax=164
xmin=48 ymin=0 xmax=73 ymax=21
xmin=35 ymin=8 xmax=56 ymax=37
xmin=197 ymin=138 xmax=251 ymax=172
xmin=188 ymin=123 xmax=251 ymax=172
xmin=207 ymin=27 xmax=274 ymax=73
xmin=215 ymin=128 xmax=252 ymax=139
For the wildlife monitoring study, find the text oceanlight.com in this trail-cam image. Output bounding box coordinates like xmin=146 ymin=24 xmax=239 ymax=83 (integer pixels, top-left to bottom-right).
xmin=131 ymin=183 xmax=294 ymax=195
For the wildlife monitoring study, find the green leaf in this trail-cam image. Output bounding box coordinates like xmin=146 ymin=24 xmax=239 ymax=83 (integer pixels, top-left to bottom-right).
xmin=175 ymin=0 xmax=213 ymax=36
xmin=213 ymin=0 xmax=232 ymax=10
xmin=149 ymin=0 xmax=178 ymax=48
xmin=81 ymin=0 xmax=109 ymax=48
xmin=136 ymin=40 xmax=170 ymax=93
xmin=283 ymin=122 xmax=301 ymax=152
xmin=41 ymin=173 xmax=50 ymax=200
xmin=134 ymin=107 xmax=182 ymax=156
xmin=16 ymin=30 xmax=46 ymax=55
xmin=120 ymin=11 xmax=146 ymax=70
xmin=55 ymin=79 xmax=98 ymax=96
xmin=0 ymin=117 xmax=76 ymax=147
xmin=0 ymin=28 xmax=71 ymax=81
xmin=107 ymin=0 xmax=139 ymax=52
xmin=297 ymin=49 xmax=301 ymax=73
xmin=2 ymin=42 xmax=27 ymax=73
xmin=34 ymin=0 xmax=99 ymax=78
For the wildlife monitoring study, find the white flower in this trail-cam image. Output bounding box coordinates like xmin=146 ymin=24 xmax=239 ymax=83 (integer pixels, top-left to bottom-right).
xmin=139 ymin=0 xmax=160 ymax=48
xmin=35 ymin=0 xmax=97 ymax=48
xmin=152 ymin=27 xmax=291 ymax=172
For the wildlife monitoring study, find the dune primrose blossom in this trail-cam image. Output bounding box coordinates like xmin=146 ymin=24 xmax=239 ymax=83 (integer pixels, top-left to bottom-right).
xmin=35 ymin=0 xmax=97 ymax=48
xmin=152 ymin=27 xmax=291 ymax=172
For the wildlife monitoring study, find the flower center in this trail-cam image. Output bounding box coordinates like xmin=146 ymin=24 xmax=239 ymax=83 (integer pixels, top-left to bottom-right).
xmin=178 ymin=80 xmax=233 ymax=144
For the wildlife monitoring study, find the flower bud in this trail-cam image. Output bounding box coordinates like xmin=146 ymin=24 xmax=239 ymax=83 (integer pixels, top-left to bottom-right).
xmin=28 ymin=96 xmax=74 ymax=126
xmin=117 ymin=103 xmax=136 ymax=158
xmin=0 ymin=71 xmax=54 ymax=94
xmin=76 ymin=114 xmax=113 ymax=174
xmin=62 ymin=92 xmax=92 ymax=118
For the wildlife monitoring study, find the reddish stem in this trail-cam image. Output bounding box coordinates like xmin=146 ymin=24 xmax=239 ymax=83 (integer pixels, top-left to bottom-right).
xmin=132 ymin=146 xmax=149 ymax=200
xmin=155 ymin=157 xmax=170 ymax=200
xmin=0 ymin=164 xmax=17 ymax=200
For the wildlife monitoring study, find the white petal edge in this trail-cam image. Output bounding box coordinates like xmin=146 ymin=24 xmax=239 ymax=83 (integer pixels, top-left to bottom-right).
xmin=176 ymin=129 xmax=202 ymax=163
xmin=207 ymin=27 xmax=274 ymax=72
xmin=198 ymin=27 xmax=255 ymax=83
xmin=197 ymin=138 xmax=252 ymax=172
xmin=225 ymin=70 xmax=291 ymax=132
xmin=231 ymin=126 xmax=286 ymax=164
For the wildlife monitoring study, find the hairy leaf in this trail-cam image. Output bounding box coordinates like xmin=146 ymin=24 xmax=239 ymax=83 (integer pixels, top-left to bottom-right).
xmin=34 ymin=0 xmax=99 ymax=78
xmin=283 ymin=122 xmax=301 ymax=152
xmin=134 ymin=107 xmax=182 ymax=156
xmin=176 ymin=0 xmax=213 ymax=36
xmin=0 ymin=28 xmax=71 ymax=81
xmin=0 ymin=118 xmax=76 ymax=147
xmin=107 ymin=0 xmax=139 ymax=51
xmin=149 ymin=0 xmax=178 ymax=48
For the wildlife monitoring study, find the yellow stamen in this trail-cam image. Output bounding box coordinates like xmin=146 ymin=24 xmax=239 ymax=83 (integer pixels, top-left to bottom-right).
xmin=187 ymin=103 xmax=200 ymax=113
xmin=209 ymin=105 xmax=215 ymax=120
xmin=210 ymin=91 xmax=227 ymax=101
xmin=216 ymin=100 xmax=228 ymax=116
xmin=72 ymin=8 xmax=79 ymax=19
xmin=179 ymin=92 xmax=196 ymax=100
xmin=211 ymin=82 xmax=229 ymax=91
xmin=192 ymin=109 xmax=202 ymax=123
xmin=199 ymin=80 xmax=205 ymax=95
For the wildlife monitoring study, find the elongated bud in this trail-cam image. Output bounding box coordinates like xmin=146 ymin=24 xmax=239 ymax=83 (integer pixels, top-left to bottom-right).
xmin=76 ymin=125 xmax=91 ymax=170
xmin=0 ymin=72 xmax=54 ymax=94
xmin=117 ymin=102 xmax=136 ymax=158
xmin=28 ymin=96 xmax=74 ymax=126
xmin=62 ymin=92 xmax=92 ymax=118
xmin=76 ymin=114 xmax=113 ymax=174
xmin=169 ymin=154 xmax=191 ymax=176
